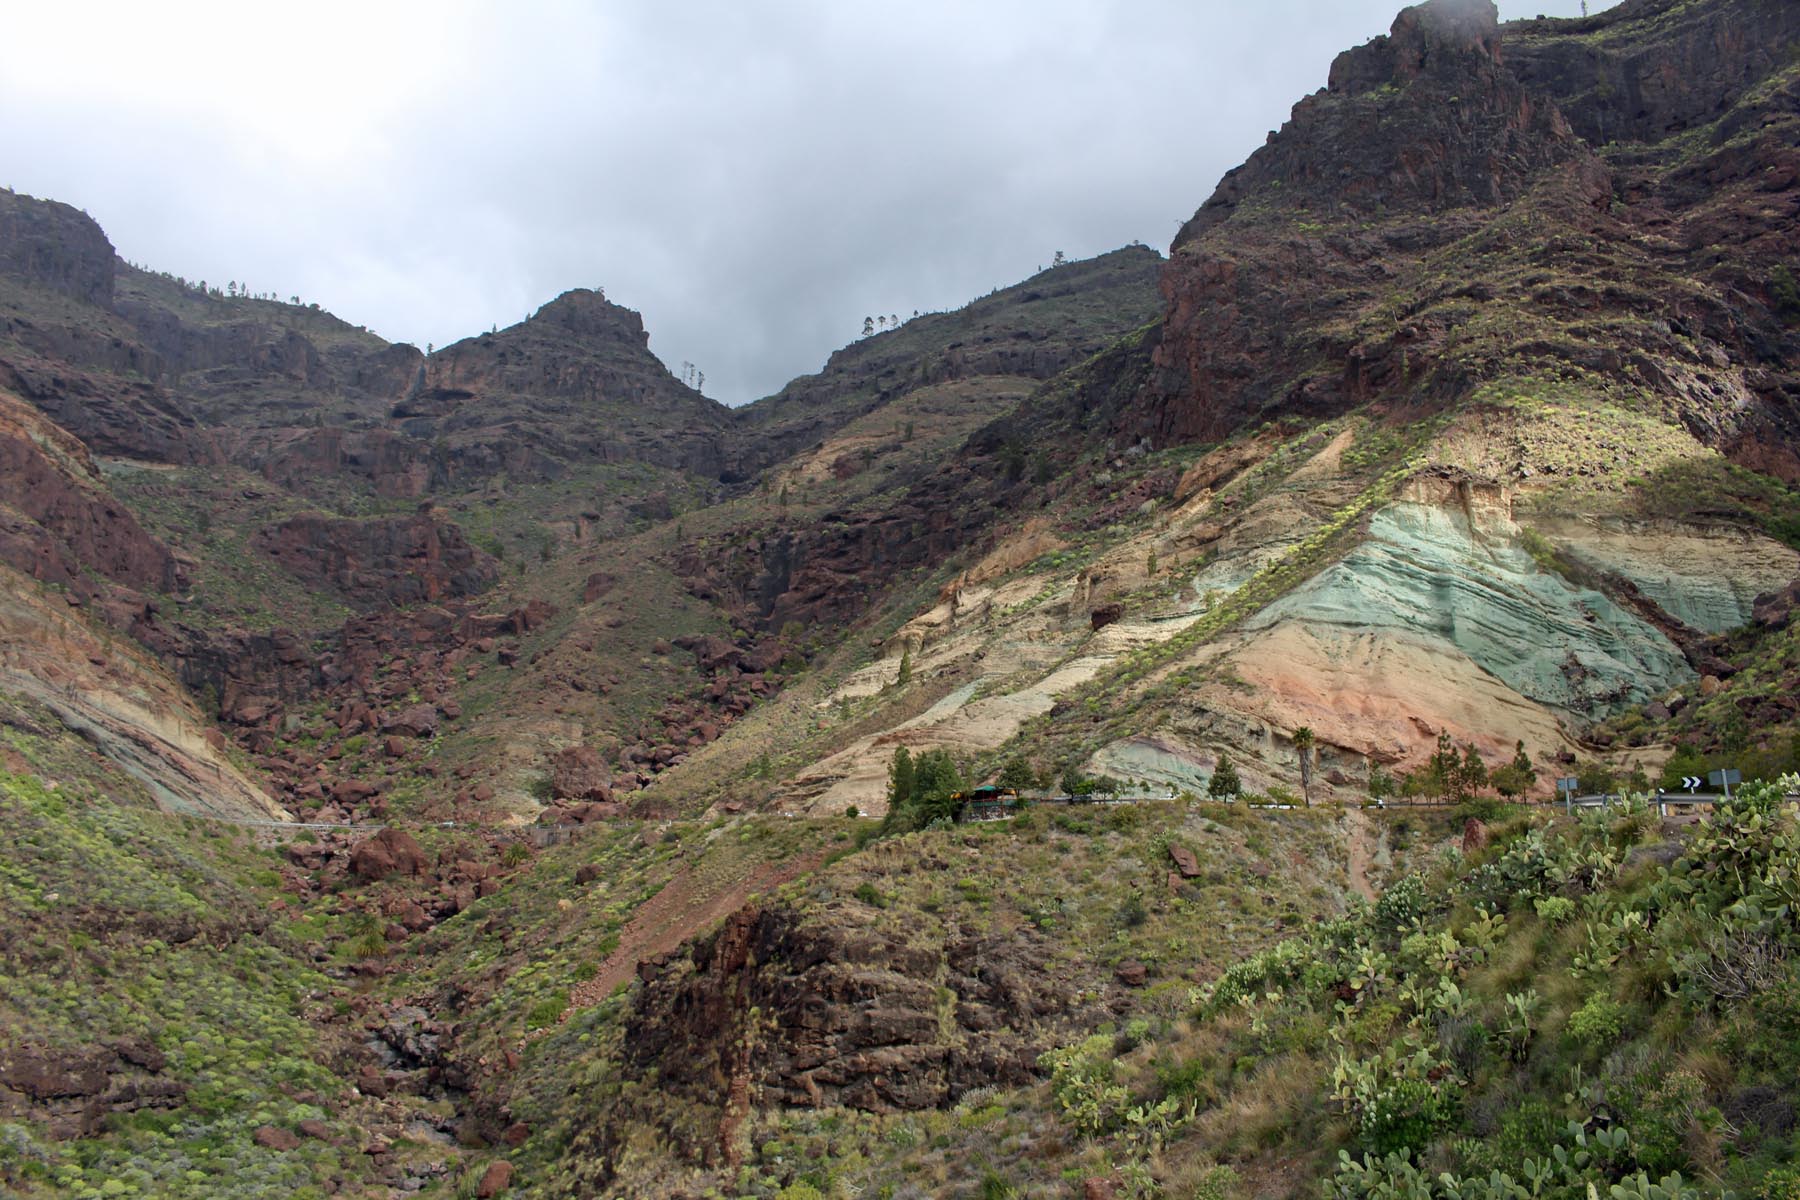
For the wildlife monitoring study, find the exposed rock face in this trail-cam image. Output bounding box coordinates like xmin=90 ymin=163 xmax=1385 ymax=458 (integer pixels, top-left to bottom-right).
xmin=1250 ymin=496 xmax=1691 ymax=717
xmin=0 ymin=388 xmax=184 ymax=598
xmin=413 ymin=289 xmax=732 ymax=483
xmin=253 ymin=509 xmax=498 ymax=609
xmin=1507 ymin=0 xmax=1800 ymax=149
xmin=0 ymin=191 xmax=115 ymax=306
xmin=0 ymin=562 xmax=288 ymax=820
xmin=1141 ymin=0 xmax=1800 ymax=480
xmin=1149 ymin=0 xmax=1600 ymax=445
xmin=0 ymin=356 xmax=216 ymax=467
xmin=614 ymin=902 xmax=1101 ymax=1160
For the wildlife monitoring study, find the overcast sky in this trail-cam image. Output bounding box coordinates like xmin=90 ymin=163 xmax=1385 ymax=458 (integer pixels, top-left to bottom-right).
xmin=2 ymin=0 xmax=1612 ymax=404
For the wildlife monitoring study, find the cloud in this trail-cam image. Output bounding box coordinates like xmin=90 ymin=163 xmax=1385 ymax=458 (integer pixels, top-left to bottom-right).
xmin=0 ymin=0 xmax=1613 ymax=404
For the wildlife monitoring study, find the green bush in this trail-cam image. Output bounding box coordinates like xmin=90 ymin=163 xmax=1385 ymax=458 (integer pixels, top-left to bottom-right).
xmin=1567 ymin=992 xmax=1626 ymax=1050
xmin=1533 ymin=895 xmax=1576 ymax=924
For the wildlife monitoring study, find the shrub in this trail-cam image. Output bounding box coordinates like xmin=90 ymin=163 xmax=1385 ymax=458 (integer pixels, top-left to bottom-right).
xmin=852 ymin=882 xmax=886 ymax=908
xmin=1567 ymin=992 xmax=1626 ymax=1050
xmin=1761 ymin=1166 xmax=1800 ymax=1200
xmin=1533 ymin=896 xmax=1576 ymax=924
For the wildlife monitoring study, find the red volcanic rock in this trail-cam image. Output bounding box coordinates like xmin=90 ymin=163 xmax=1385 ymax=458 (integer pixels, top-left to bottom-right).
xmin=253 ymin=509 xmax=498 ymax=610
xmin=383 ymin=704 xmax=440 ymax=738
xmin=550 ymin=746 xmax=612 ymax=802
xmin=1148 ymin=1 xmax=1600 ymax=447
xmin=1167 ymin=844 xmax=1201 ymax=878
xmin=477 ymin=1160 xmax=513 ymax=1198
xmin=691 ymin=636 xmax=743 ymax=673
xmin=0 ymin=1046 xmax=110 ymax=1100
xmin=0 ymin=392 xmax=186 ymax=601
xmin=253 ymin=1125 xmax=301 ymax=1151
xmin=349 ymin=828 xmax=430 ymax=881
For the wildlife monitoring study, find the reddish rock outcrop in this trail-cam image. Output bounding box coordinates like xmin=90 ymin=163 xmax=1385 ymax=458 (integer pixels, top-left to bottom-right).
xmin=349 ymin=829 xmax=431 ymax=881
xmin=550 ymin=746 xmax=612 ymax=802
xmin=254 ymin=508 xmax=498 ymax=609
xmin=608 ymin=904 xmax=1102 ymax=1151
xmin=0 ymin=389 xmax=184 ymax=599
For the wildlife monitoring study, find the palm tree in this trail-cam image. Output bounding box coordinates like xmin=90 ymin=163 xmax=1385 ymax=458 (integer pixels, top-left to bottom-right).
xmin=1294 ymin=727 xmax=1316 ymax=807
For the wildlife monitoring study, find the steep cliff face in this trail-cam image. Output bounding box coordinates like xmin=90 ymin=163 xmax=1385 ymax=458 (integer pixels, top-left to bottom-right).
xmin=1147 ymin=0 xmax=1604 ymax=446
xmin=0 ymin=388 xmax=184 ymax=601
xmin=0 ymin=190 xmax=114 ymax=307
xmin=1143 ymin=0 xmax=1800 ymax=481
xmin=252 ymin=510 xmax=499 ymax=610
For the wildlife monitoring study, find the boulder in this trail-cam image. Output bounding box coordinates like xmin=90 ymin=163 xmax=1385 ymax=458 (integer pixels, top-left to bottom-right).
xmin=383 ymin=704 xmax=440 ymax=738
xmin=1114 ymin=960 xmax=1148 ymax=987
xmin=1167 ymin=844 xmax=1201 ymax=878
xmin=253 ymin=1125 xmax=301 ymax=1151
xmin=550 ymin=746 xmax=612 ymax=802
xmin=477 ymin=1160 xmax=514 ymax=1198
xmin=349 ymin=828 xmax=431 ymax=881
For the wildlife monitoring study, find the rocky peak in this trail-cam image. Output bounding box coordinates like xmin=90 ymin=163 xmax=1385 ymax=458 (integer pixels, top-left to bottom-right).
xmin=1177 ymin=0 xmax=1583 ymax=248
xmin=1327 ymin=0 xmax=1501 ymax=95
xmin=527 ymin=288 xmax=651 ymax=349
xmin=0 ymin=189 xmax=116 ymax=308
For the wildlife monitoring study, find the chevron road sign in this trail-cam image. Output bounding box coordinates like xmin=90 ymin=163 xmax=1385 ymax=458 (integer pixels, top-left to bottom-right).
xmin=1683 ymin=776 xmax=1702 ymax=792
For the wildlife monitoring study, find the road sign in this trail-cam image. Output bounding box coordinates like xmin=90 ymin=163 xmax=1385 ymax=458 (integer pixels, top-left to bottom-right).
xmin=1682 ymin=776 xmax=1701 ymax=793
xmin=1556 ymin=777 xmax=1578 ymax=793
xmin=1708 ymin=767 xmax=1741 ymax=800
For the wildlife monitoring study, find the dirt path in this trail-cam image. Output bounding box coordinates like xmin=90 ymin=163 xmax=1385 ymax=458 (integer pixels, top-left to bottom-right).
xmin=1343 ymin=808 xmax=1378 ymax=902
xmin=563 ymin=845 xmax=831 ymax=1017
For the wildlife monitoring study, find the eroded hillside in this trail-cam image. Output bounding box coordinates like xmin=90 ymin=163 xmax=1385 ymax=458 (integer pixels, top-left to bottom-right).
xmin=2 ymin=0 xmax=1800 ymax=1196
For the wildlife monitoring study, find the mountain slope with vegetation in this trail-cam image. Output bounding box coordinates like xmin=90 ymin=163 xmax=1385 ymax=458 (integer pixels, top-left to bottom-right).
xmin=1 ymin=0 xmax=1799 ymax=1196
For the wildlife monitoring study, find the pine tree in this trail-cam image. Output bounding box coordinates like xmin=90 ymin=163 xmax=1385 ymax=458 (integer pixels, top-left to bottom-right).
xmin=886 ymin=747 xmax=915 ymax=814
xmin=1428 ymin=729 xmax=1461 ymax=801
xmin=1208 ymin=753 xmax=1242 ymax=799
xmin=1459 ymin=745 xmax=1489 ymax=797
xmin=1492 ymin=740 xmax=1536 ymax=798
xmin=895 ymin=645 xmax=913 ymax=686
xmin=998 ymin=757 xmax=1035 ymax=790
